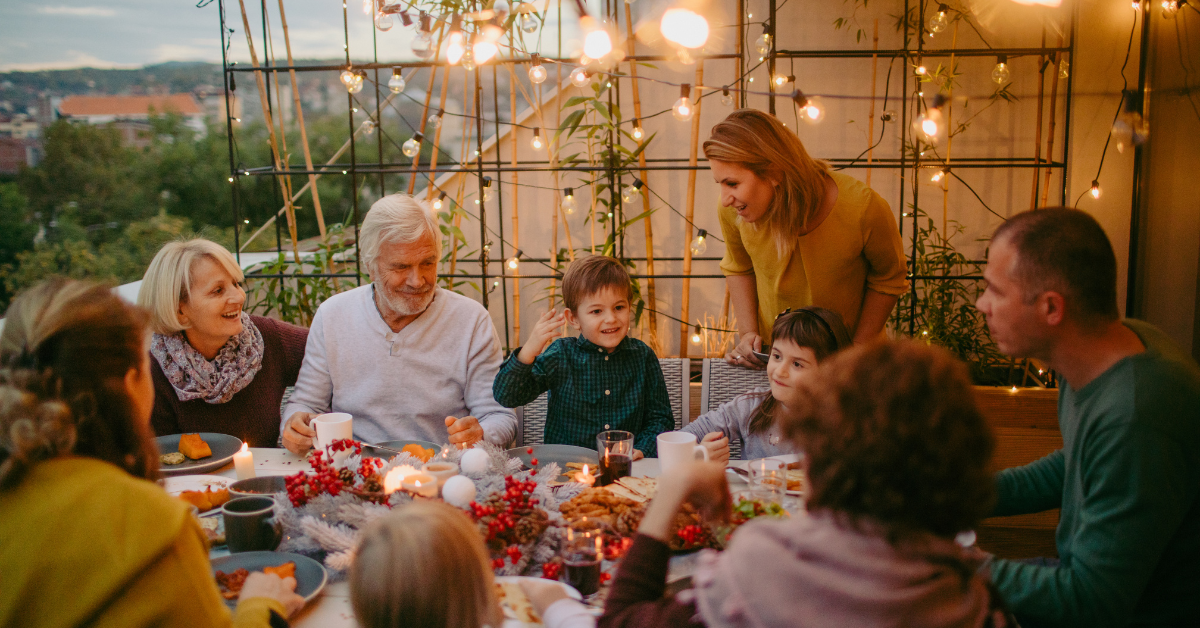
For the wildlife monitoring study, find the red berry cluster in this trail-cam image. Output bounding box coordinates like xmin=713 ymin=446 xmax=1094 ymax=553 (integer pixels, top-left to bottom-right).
xmin=328 ymin=438 xmax=363 ymax=455
xmin=358 ymin=456 xmax=381 ymax=478
xmin=468 ymin=477 xmax=540 ymax=545
xmin=284 ymin=439 xmax=381 ymax=507
xmin=676 ymin=524 xmax=705 ymax=547
xmin=603 ymin=536 xmax=633 ymax=561
xmin=540 ymin=560 xmax=562 ymax=580
xmin=600 ymin=572 xmax=612 ymax=584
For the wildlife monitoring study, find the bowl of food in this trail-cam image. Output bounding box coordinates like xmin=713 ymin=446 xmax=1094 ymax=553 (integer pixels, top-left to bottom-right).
xmin=229 ymin=475 xmax=287 ymax=499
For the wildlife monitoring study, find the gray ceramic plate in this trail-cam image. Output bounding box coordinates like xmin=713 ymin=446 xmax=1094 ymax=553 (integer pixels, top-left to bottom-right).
xmin=228 ymin=475 xmax=288 ymax=499
xmin=362 ymin=439 xmax=443 ymax=460
xmin=505 ymin=444 xmax=597 ymax=481
xmin=211 ymin=551 xmax=327 ymax=608
xmin=155 ymin=433 xmax=243 ymax=476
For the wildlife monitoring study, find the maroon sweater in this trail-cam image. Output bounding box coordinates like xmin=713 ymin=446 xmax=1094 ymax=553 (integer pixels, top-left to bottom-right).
xmin=151 ymin=315 xmax=308 ymax=447
xmin=601 ymin=534 xmax=703 ymax=627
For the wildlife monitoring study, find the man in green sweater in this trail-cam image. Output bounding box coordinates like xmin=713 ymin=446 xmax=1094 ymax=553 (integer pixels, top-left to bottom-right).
xmin=975 ymin=208 xmax=1200 ymax=626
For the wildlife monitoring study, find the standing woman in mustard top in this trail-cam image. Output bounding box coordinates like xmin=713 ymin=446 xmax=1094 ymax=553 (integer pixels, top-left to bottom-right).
xmin=703 ymin=109 xmax=908 ymax=368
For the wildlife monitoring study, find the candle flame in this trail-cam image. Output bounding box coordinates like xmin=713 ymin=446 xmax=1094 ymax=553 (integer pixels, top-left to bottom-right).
xmin=382 ymin=465 xmax=418 ymax=494
xmin=582 ymin=464 xmax=589 ymax=475
xmin=240 ymin=443 xmax=248 ymax=453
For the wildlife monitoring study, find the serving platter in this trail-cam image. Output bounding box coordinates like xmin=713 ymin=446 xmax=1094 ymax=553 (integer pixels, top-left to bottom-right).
xmin=154 ymin=433 xmax=243 ymax=476
xmin=210 ymin=551 xmax=327 ymax=608
xmin=505 ymin=445 xmax=597 ymax=482
xmin=361 ymin=439 xmax=443 ymax=460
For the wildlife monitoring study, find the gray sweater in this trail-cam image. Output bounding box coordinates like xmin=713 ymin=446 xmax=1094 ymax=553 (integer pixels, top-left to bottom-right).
xmin=282 ymin=285 xmax=517 ymax=446
xmin=682 ymin=387 xmax=798 ymax=460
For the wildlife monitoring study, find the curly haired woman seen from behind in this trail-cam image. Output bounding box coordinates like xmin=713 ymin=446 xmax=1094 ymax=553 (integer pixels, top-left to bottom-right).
xmin=0 ymin=278 xmax=303 ymax=628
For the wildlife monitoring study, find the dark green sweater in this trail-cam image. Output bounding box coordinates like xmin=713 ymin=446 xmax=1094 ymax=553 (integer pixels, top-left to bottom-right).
xmin=990 ymin=320 xmax=1200 ymax=626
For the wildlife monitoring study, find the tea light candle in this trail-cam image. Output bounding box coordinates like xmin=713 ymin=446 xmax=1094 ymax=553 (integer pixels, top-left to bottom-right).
xmin=382 ymin=465 xmax=419 ymax=494
xmin=573 ymin=464 xmax=595 ymax=487
xmin=402 ymin=473 xmax=438 ymax=498
xmin=422 ymin=462 xmax=460 ymax=489
xmin=233 ymin=443 xmax=255 ymax=480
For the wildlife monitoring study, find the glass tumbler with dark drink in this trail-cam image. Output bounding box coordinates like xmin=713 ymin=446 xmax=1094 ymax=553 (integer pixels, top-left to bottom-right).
xmin=596 ymin=430 xmax=634 ymax=487
xmin=562 ymin=521 xmax=603 ymax=596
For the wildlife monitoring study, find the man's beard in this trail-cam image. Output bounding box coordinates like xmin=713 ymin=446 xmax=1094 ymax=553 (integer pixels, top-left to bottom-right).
xmin=376 ymin=283 xmax=434 ymax=317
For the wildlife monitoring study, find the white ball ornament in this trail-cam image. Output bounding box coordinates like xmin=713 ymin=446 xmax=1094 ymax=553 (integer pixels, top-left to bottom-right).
xmin=441 ymin=475 xmax=477 ymax=507
xmin=459 ymin=447 xmax=491 ymax=476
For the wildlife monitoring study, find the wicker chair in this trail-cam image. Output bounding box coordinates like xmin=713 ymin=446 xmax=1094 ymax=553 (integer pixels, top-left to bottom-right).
xmin=514 ymin=358 xmax=690 ymax=447
xmin=700 ymin=359 xmax=769 ymax=460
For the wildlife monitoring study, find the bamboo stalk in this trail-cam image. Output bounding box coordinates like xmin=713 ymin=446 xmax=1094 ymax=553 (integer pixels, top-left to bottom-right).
xmin=407 ymin=27 xmax=447 ymax=195
xmin=623 ymin=1 xmax=658 ymax=350
xmin=509 ymin=66 xmax=521 ymax=342
xmin=1040 ymin=39 xmax=1064 ymax=208
xmin=1030 ymin=28 xmax=1046 ymax=210
xmin=942 ymin=22 xmax=958 ymax=236
xmin=275 ymin=0 xmax=326 ymax=240
xmin=448 ymin=74 xmax=474 ymax=279
xmin=679 ymin=63 xmax=704 ymax=358
xmin=866 ymin=19 xmax=879 ymax=187
xmin=425 ymin=60 xmax=453 ymax=200
xmin=236 ymin=0 xmax=301 ymax=267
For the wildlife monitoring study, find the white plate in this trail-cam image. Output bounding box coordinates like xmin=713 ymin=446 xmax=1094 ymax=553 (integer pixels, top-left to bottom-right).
xmin=162 ymin=475 xmax=231 ymax=516
xmin=495 ymin=575 xmax=586 ymax=627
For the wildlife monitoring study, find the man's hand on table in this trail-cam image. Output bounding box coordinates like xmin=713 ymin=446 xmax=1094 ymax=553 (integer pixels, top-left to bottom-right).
xmin=445 ymin=415 xmax=484 ymax=449
xmin=239 ymin=572 xmax=305 ymax=617
xmin=282 ymin=412 xmax=317 ymax=455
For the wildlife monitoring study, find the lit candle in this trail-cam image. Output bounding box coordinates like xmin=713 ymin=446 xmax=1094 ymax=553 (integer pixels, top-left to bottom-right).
xmin=402 ymin=473 xmax=438 ymax=498
xmin=382 ymin=465 xmax=419 ymax=494
xmin=233 ymin=443 xmax=255 ymax=480
xmin=573 ymin=464 xmax=595 ymax=487
xmin=422 ymin=462 xmax=460 ymax=489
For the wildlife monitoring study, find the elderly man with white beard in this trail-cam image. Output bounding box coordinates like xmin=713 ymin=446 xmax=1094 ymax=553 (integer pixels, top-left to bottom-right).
xmin=280 ymin=194 xmax=516 ymax=453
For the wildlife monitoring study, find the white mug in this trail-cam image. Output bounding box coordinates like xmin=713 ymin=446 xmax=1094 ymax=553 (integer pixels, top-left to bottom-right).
xmin=657 ymin=431 xmax=710 ymax=474
xmin=313 ymin=412 xmax=353 ymax=450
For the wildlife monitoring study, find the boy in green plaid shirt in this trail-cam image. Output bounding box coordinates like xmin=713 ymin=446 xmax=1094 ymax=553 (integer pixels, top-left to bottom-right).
xmin=493 ymin=255 xmax=674 ymax=457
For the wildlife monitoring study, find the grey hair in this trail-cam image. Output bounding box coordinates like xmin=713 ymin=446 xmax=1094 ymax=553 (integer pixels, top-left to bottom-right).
xmin=359 ymin=194 xmax=442 ymax=272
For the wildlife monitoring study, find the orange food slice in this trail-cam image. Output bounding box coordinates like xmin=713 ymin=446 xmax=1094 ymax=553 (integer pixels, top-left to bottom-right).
xmin=178 ymin=434 xmax=212 ymax=459
xmin=263 ymin=562 xmax=296 ymax=580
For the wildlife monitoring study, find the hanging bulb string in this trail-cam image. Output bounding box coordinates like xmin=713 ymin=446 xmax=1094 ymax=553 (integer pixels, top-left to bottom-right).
xmin=831 ymin=58 xmax=896 ymax=171
xmin=1074 ymin=12 xmax=1139 ymax=207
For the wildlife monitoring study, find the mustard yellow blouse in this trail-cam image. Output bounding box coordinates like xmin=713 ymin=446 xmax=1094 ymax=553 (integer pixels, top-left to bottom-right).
xmin=719 ymin=171 xmax=908 ymax=342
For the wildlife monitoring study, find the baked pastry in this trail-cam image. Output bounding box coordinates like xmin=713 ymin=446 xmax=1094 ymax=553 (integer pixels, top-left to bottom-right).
xmin=178 ymin=434 xmax=212 ymax=459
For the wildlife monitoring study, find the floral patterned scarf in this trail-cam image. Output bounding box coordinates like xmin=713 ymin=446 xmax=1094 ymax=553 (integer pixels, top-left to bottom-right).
xmin=150 ymin=312 xmax=264 ymax=404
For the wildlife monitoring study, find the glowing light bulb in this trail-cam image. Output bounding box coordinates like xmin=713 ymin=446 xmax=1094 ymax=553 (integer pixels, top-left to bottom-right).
xmin=340 ymin=69 xmax=356 ymax=85
xmin=402 ymin=132 xmax=422 ymax=157
xmin=363 ymin=119 xmax=376 ymax=135
xmin=432 ymin=192 xmax=446 ymax=210
xmin=531 ymin=127 xmax=544 ymax=150
xmin=660 ymin=8 xmax=709 ymax=49
xmin=461 ymin=48 xmax=476 ymax=71
xmin=915 ymin=61 xmax=928 ymax=76
xmin=1090 ymin=180 xmax=1101 ymax=199
xmin=528 ymin=55 xmax=547 ymax=83
xmin=672 ymin=84 xmax=694 ymax=121
xmin=691 ymin=325 xmax=702 ymax=345
xmin=388 ymin=69 xmax=406 ymax=93
xmin=631 ymin=122 xmax=644 ymax=140
xmin=772 ymin=73 xmax=791 ymax=87
xmin=447 ymin=30 xmax=466 ymax=65
xmin=928 ymin=4 xmax=949 ymax=33
xmin=581 ymin=16 xmax=613 ymax=60
xmin=931 ymin=168 xmax=946 ymax=183
xmin=481 ymin=178 xmax=493 ymax=201
xmin=753 ymin=32 xmax=772 ymax=55
xmin=561 ymin=188 xmax=577 ymax=215
xmin=375 ymin=11 xmax=394 ymax=31
xmin=914 ymin=95 xmax=947 ymax=144
xmin=690 ymin=229 xmax=708 ymax=255
xmin=506 ymin=250 xmax=521 ymax=270
xmin=1162 ymin=0 xmax=1181 ymax=15
xmin=570 ymin=67 xmax=590 ymax=87
xmin=474 ymin=40 xmax=499 ymax=65
xmin=991 ymin=56 xmax=1011 ymax=84
xmin=363 ymin=0 xmax=373 ymax=15
xmin=1132 ymin=0 xmax=1142 ymax=9
xmin=428 ymin=111 xmax=442 ymax=129
xmin=1058 ymin=59 xmax=1069 ymax=78
xmin=1111 ymin=94 xmax=1149 ymax=152
xmin=347 ymin=74 xmax=364 ymax=94
xmin=621 ymin=179 xmax=644 ymax=203
xmin=721 ymin=88 xmax=734 ymax=107
xmin=412 ymin=15 xmax=435 ymax=59
xmin=797 ymin=94 xmax=825 ymax=124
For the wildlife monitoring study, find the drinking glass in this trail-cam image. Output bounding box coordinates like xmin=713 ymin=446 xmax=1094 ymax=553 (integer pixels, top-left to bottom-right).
xmin=562 ymin=520 xmax=603 ymax=596
xmin=596 ymin=430 xmax=634 ymax=487
xmin=748 ymin=458 xmax=786 ymax=507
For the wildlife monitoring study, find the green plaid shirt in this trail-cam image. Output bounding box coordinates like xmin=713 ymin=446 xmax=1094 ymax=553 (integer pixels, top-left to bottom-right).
xmin=493 ymin=336 xmax=674 ymax=456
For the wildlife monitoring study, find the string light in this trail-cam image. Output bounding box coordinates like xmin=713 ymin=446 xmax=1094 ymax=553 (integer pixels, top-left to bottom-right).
xmin=914 ymin=93 xmax=948 ymax=144
xmin=580 ymin=16 xmax=614 ymax=60
xmin=461 ymin=48 xmax=477 ymax=71
xmin=1132 ymin=0 xmax=1142 ymax=9
xmin=621 ymin=178 xmax=644 ymax=203
xmin=339 ymin=68 xmax=356 ymax=86
xmin=518 ymin=3 xmax=538 ymax=33
xmin=660 ymin=8 xmax=709 ymax=49
xmin=721 ymin=87 xmax=734 ymax=107
xmin=1111 ymin=91 xmax=1149 ymax=153
xmin=753 ymin=27 xmax=772 ymax=56
xmin=928 ymin=3 xmax=949 ymax=33
xmin=672 ymin=84 xmax=694 ymax=121
xmin=481 ymin=176 xmax=493 ymax=201
xmin=1090 ymin=180 xmax=1102 ymax=199
xmin=528 ymin=54 xmax=547 ymax=84
xmin=991 ymin=55 xmax=1011 ymax=85
xmin=793 ymin=90 xmax=825 ymax=124
xmin=428 ymin=109 xmax=443 ymax=129
xmin=375 ymin=10 xmax=394 ymax=31
xmin=447 ymin=16 xmax=466 ymax=65
xmin=570 ymin=67 xmax=590 ymax=87
xmin=931 ymin=167 xmax=948 ymax=183
xmin=914 ymin=57 xmax=928 ymax=76
xmin=772 ymin=73 xmax=794 ymax=87
xmin=691 ymin=324 xmax=702 ymax=345
xmin=531 ymin=127 xmax=544 ymax=150
xmin=363 ymin=0 xmax=373 ymax=15
xmin=402 ymin=132 xmax=423 ymax=157
xmin=561 ymin=187 xmax=577 ymax=215
xmin=1162 ymin=0 xmax=1184 ymax=15
xmin=506 ymin=249 xmax=522 ymax=270
xmin=432 ymin=192 xmax=447 ymax=210
xmin=347 ymin=71 xmax=364 ymax=94
xmin=388 ymin=67 xmax=406 ymax=93
xmin=691 ymin=229 xmax=708 ymax=254
xmin=631 ymin=120 xmax=644 ymax=140
xmin=412 ymin=13 xmax=435 ymax=59
xmin=363 ymin=119 xmax=375 ymax=134
xmin=473 ymin=34 xmax=500 ymax=65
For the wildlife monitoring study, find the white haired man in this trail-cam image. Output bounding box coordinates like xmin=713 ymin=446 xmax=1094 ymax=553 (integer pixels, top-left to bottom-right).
xmin=281 ymin=194 xmax=516 ymax=453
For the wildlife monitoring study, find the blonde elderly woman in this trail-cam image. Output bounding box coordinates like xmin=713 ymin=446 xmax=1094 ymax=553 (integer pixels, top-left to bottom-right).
xmin=139 ymin=239 xmax=308 ymax=447
xmin=281 ymin=194 xmax=516 ymax=454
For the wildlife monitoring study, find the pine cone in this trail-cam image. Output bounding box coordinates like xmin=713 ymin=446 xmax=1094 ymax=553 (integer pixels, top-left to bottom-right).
xmin=338 ymin=468 xmax=355 ymax=485
xmin=363 ymin=477 xmax=383 ymax=493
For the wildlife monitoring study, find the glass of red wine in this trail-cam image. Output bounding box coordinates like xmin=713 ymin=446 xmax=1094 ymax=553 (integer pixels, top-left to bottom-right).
xmin=596 ymin=430 xmax=634 ymax=487
xmin=562 ymin=520 xmax=603 ymax=596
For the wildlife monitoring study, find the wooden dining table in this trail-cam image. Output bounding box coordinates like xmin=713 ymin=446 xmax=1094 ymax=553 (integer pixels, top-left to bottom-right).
xmin=204 ymin=448 xmax=710 ymax=627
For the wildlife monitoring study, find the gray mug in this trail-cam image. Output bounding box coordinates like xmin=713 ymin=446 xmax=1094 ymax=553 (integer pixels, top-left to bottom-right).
xmin=222 ymin=496 xmax=282 ymax=553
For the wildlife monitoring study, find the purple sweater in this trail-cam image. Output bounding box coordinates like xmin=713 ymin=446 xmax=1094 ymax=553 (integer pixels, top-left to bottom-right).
xmin=151 ymin=315 xmax=308 ymax=447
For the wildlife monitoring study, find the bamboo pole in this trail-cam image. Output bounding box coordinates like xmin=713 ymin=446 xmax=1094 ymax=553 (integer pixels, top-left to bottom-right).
xmin=425 ymin=61 xmax=453 ymax=200
xmin=1030 ymin=28 xmax=1046 ymax=210
xmin=1040 ymin=39 xmax=1064 ymax=208
xmin=407 ymin=27 xmax=447 ymax=195
xmin=679 ymin=63 xmax=704 ymax=358
xmin=942 ymin=22 xmax=959 ymax=236
xmin=236 ymin=0 xmax=301 ymax=267
xmin=866 ymin=19 xmax=879 ymax=187
xmin=448 ymin=73 xmax=474 ymax=279
xmin=623 ymin=1 xmax=658 ymax=350
xmin=262 ymin=12 xmax=298 ymax=242
xmin=275 ymin=0 xmax=326 ymax=240
xmin=509 ymin=67 xmax=521 ymax=341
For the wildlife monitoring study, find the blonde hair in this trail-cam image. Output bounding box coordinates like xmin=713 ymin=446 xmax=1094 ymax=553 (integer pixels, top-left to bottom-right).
xmin=359 ymin=194 xmax=442 ymax=274
xmin=137 ymin=239 xmax=244 ymax=335
xmin=703 ymin=109 xmax=832 ymax=256
xmin=0 ymin=278 xmax=156 ymax=489
xmin=350 ymin=501 xmax=502 ymax=628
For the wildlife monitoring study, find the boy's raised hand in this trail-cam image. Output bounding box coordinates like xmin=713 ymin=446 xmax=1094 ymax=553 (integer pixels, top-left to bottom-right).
xmin=517 ymin=309 xmax=568 ymax=364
